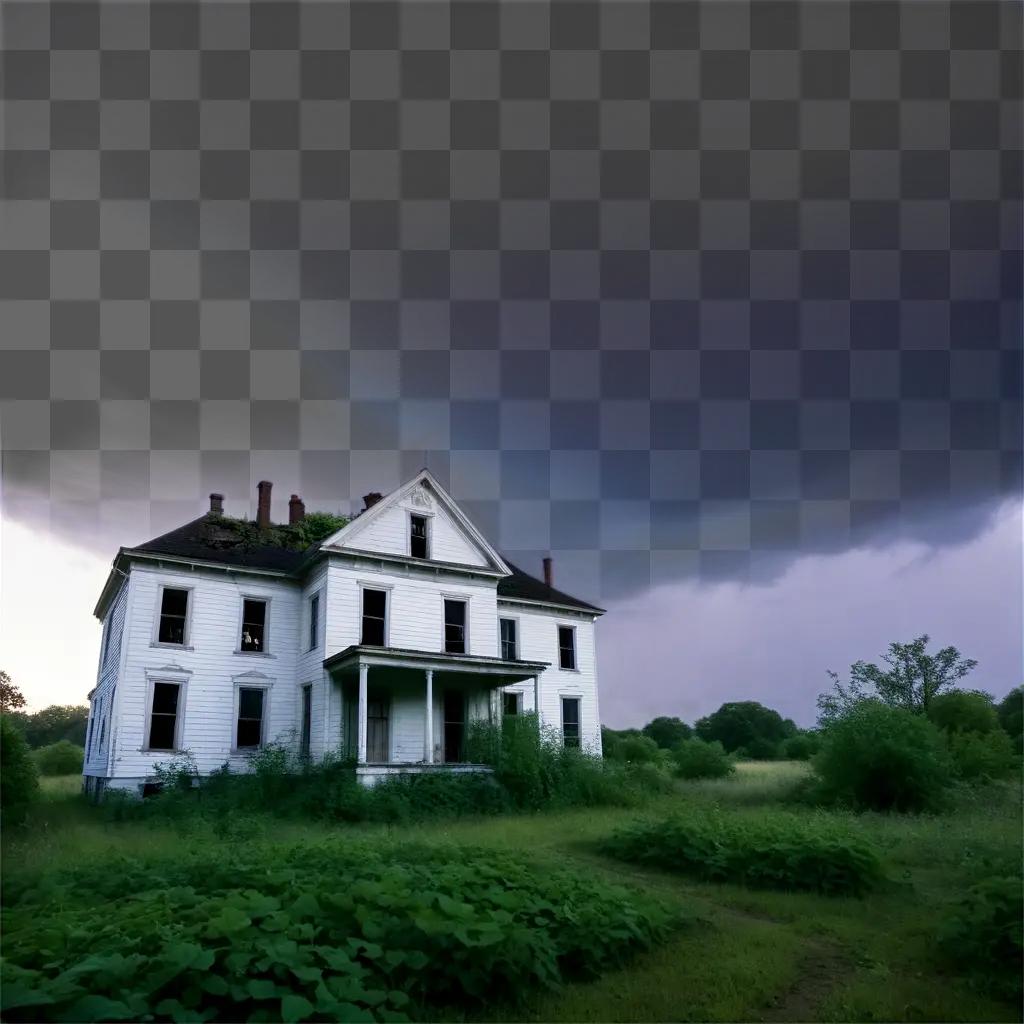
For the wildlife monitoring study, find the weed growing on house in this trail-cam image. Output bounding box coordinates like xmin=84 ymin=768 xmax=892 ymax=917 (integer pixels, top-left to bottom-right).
xmin=600 ymin=810 xmax=884 ymax=896
xmin=1 ymin=842 xmax=683 ymax=1022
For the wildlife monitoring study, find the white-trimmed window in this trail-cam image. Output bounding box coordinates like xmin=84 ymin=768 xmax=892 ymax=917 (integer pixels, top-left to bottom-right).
xmin=156 ymin=587 xmax=190 ymax=646
xmin=558 ymin=625 xmax=577 ymax=670
xmin=361 ymin=587 xmax=387 ymax=646
xmin=410 ymin=513 xmax=429 ymax=559
xmin=235 ymin=685 xmax=268 ymax=750
xmin=444 ymin=599 xmax=467 ymax=654
xmin=499 ymin=617 xmax=518 ymax=660
xmin=147 ymin=681 xmax=183 ymax=751
xmin=561 ymin=696 xmax=581 ymax=748
xmin=240 ymin=598 xmax=268 ymax=653
xmin=308 ymin=592 xmax=320 ymax=651
xmin=503 ymin=690 xmax=522 ymax=716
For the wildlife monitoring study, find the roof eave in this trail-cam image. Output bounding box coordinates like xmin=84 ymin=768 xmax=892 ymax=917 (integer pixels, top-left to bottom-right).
xmin=121 ymin=548 xmax=296 ymax=579
xmin=496 ymin=594 xmax=605 ymax=616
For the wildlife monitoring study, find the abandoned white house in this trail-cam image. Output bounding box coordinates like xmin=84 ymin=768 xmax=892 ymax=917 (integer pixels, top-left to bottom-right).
xmin=84 ymin=470 xmax=604 ymax=794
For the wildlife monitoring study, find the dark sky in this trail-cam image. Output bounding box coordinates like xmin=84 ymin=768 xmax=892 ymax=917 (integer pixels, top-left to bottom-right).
xmin=1 ymin=0 xmax=1021 ymax=720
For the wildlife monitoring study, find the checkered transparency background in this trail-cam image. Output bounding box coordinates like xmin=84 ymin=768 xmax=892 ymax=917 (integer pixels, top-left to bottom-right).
xmin=0 ymin=0 xmax=1020 ymax=602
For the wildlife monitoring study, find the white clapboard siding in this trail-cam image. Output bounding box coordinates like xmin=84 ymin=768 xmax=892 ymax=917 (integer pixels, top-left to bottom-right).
xmin=84 ymin=578 xmax=129 ymax=776
xmin=343 ymin=496 xmax=489 ymax=567
xmin=111 ymin=565 xmax=302 ymax=779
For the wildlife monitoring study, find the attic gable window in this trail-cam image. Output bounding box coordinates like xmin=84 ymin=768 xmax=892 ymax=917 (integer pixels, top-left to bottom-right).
xmin=410 ymin=514 xmax=428 ymax=559
xmin=157 ymin=588 xmax=189 ymax=645
xmin=240 ymin=599 xmax=267 ymax=653
xmin=444 ymin=599 xmax=466 ymax=654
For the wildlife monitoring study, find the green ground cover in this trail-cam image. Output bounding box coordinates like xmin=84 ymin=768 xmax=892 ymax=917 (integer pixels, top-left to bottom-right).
xmin=4 ymin=764 xmax=1021 ymax=1023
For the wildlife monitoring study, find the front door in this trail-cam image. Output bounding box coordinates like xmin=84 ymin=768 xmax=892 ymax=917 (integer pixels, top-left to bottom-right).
xmin=367 ymin=699 xmax=389 ymax=762
xmin=443 ymin=690 xmax=465 ymax=763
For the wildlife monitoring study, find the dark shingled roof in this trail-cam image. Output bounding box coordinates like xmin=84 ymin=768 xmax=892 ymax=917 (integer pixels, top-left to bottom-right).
xmin=128 ymin=515 xmax=602 ymax=613
xmin=496 ymin=560 xmax=603 ymax=613
xmin=131 ymin=515 xmax=313 ymax=573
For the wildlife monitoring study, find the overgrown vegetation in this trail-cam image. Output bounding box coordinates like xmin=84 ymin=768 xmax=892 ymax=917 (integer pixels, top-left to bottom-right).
xmin=1 ymin=715 xmax=39 ymax=825
xmin=2 ymin=842 xmax=682 ymax=1022
xmin=206 ymin=510 xmax=350 ymax=553
xmin=600 ymin=811 xmax=884 ymax=896
xmin=33 ymin=740 xmax=85 ymax=777
xmin=670 ymin=737 xmax=734 ymax=779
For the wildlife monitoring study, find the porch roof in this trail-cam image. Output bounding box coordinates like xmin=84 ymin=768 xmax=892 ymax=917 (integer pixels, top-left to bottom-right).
xmin=323 ymin=644 xmax=548 ymax=679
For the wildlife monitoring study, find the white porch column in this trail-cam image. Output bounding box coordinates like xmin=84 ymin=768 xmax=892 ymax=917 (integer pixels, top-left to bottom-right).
xmin=533 ymin=675 xmax=540 ymax=724
xmin=424 ymin=668 xmax=434 ymax=763
xmin=357 ymin=662 xmax=368 ymax=765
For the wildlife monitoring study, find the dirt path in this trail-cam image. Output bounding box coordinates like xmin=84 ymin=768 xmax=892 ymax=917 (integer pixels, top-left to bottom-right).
xmin=757 ymin=941 xmax=850 ymax=1022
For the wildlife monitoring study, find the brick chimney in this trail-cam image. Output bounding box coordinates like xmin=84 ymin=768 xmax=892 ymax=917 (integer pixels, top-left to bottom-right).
xmin=288 ymin=494 xmax=305 ymax=525
xmin=542 ymin=556 xmax=553 ymax=588
xmin=362 ymin=491 xmax=383 ymax=511
xmin=208 ymin=492 xmax=224 ymax=516
xmin=256 ymin=480 xmax=272 ymax=529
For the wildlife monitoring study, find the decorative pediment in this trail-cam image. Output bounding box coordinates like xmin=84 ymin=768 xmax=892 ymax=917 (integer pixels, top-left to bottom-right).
xmin=407 ymin=485 xmax=433 ymax=510
xmin=231 ymin=669 xmax=273 ymax=684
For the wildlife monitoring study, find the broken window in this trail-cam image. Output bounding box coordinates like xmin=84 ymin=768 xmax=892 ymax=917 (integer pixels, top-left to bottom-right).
xmin=503 ymin=690 xmax=521 ymax=716
xmin=499 ymin=617 xmax=517 ymax=660
xmin=157 ymin=588 xmax=189 ymax=645
xmin=361 ymin=588 xmax=387 ymax=646
xmin=236 ymin=687 xmax=266 ymax=749
xmin=148 ymin=682 xmax=181 ymax=751
xmin=561 ymin=696 xmax=581 ymax=748
xmin=444 ymin=599 xmax=466 ymax=654
xmin=308 ymin=593 xmax=320 ymax=651
xmin=558 ymin=625 xmax=576 ymax=670
xmin=240 ymin=599 xmax=267 ymax=652
xmin=410 ymin=514 xmax=428 ymax=559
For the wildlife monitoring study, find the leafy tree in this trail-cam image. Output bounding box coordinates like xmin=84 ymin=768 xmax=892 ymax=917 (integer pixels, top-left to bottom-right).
xmin=33 ymin=740 xmax=85 ymax=776
xmin=11 ymin=705 xmax=89 ymax=748
xmin=695 ymin=701 xmax=796 ymax=754
xmin=1 ymin=714 xmax=38 ymax=824
xmin=781 ymin=731 xmax=819 ymax=761
xmin=600 ymin=725 xmax=643 ymax=759
xmin=672 ymin=738 xmax=734 ymax=779
xmin=608 ymin=734 xmax=664 ymax=765
xmin=927 ymin=690 xmax=999 ymax=735
xmin=818 ymin=635 xmax=977 ymax=725
xmin=996 ymin=686 xmax=1023 ymax=754
xmin=641 ymin=716 xmax=692 ymax=750
xmin=947 ymin=730 xmax=1016 ymax=782
xmin=0 ymin=669 xmax=26 ymax=713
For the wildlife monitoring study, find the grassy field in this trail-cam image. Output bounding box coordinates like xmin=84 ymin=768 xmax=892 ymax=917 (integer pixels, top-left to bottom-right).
xmin=6 ymin=764 xmax=1022 ymax=1022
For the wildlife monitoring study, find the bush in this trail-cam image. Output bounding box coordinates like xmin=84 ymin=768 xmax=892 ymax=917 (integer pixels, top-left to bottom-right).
xmin=1 ymin=842 xmax=683 ymax=1022
xmin=947 ymin=729 xmax=1017 ymax=782
xmin=734 ymin=737 xmax=782 ymax=761
xmin=927 ymin=690 xmax=1000 ymax=735
xmin=671 ymin=737 xmax=734 ymax=780
xmin=608 ymin=734 xmax=664 ymax=765
xmin=1 ymin=716 xmax=39 ymax=825
xmin=600 ymin=811 xmax=883 ymax=896
xmin=939 ymin=874 xmax=1023 ymax=999
xmin=996 ymin=686 xmax=1023 ymax=754
xmin=781 ymin=732 xmax=819 ymax=761
xmin=812 ymin=701 xmax=954 ymax=812
xmin=32 ymin=740 xmax=84 ymax=776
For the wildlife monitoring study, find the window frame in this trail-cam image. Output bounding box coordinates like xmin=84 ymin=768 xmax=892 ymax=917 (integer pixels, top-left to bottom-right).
xmin=442 ymin=595 xmax=469 ymax=655
xmin=307 ymin=591 xmax=321 ymax=652
xmin=232 ymin=680 xmax=272 ymax=753
xmin=560 ymin=695 xmax=582 ymax=749
xmin=502 ymin=689 xmax=523 ymax=716
xmin=408 ymin=511 xmax=431 ymax=560
xmin=142 ymin=676 xmax=189 ymax=754
xmin=151 ymin=584 xmax=194 ymax=649
xmin=498 ymin=616 xmax=519 ymax=661
xmin=237 ymin=594 xmax=272 ymax=655
xmin=299 ymin=682 xmax=313 ymax=759
xmin=359 ymin=583 xmax=391 ymax=647
xmin=557 ymin=623 xmax=578 ymax=671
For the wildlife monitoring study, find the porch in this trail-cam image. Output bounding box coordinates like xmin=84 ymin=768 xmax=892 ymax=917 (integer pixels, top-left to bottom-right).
xmin=322 ymin=645 xmax=548 ymax=785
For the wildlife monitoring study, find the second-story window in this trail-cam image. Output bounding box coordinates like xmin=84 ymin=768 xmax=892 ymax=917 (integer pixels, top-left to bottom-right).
xmin=308 ymin=593 xmax=319 ymax=651
xmin=444 ymin=599 xmax=466 ymax=654
xmin=410 ymin=514 xmax=428 ymax=558
xmin=361 ymin=588 xmax=387 ymax=645
xmin=558 ymin=625 xmax=576 ymax=670
xmin=240 ymin=599 xmax=267 ymax=652
xmin=499 ymin=617 xmax=517 ymax=660
xmin=158 ymin=588 xmax=189 ymax=645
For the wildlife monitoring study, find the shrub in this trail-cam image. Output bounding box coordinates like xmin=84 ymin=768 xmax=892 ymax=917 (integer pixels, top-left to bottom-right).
xmin=32 ymin=740 xmax=84 ymax=776
xmin=939 ymin=874 xmax=1023 ymax=999
xmin=672 ymin=737 xmax=734 ymax=780
xmin=1 ymin=715 xmax=39 ymax=825
xmin=812 ymin=701 xmax=954 ymax=812
xmin=600 ymin=811 xmax=883 ymax=896
xmin=947 ymin=729 xmax=1017 ymax=782
xmin=996 ymin=686 xmax=1023 ymax=754
xmin=609 ymin=734 xmax=664 ymax=765
xmin=735 ymin=737 xmax=782 ymax=761
xmin=1 ymin=842 xmax=683 ymax=1022
xmin=927 ymin=690 xmax=1000 ymax=735
xmin=781 ymin=732 xmax=819 ymax=761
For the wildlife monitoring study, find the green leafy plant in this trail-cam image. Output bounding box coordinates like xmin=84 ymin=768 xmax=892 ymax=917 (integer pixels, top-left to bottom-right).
xmin=1 ymin=714 xmax=39 ymax=825
xmin=946 ymin=730 xmax=1017 ymax=782
xmin=600 ymin=810 xmax=884 ymax=896
xmin=671 ymin=737 xmax=734 ymax=780
xmin=32 ymin=740 xmax=84 ymax=776
xmin=1 ymin=843 xmax=683 ymax=1022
